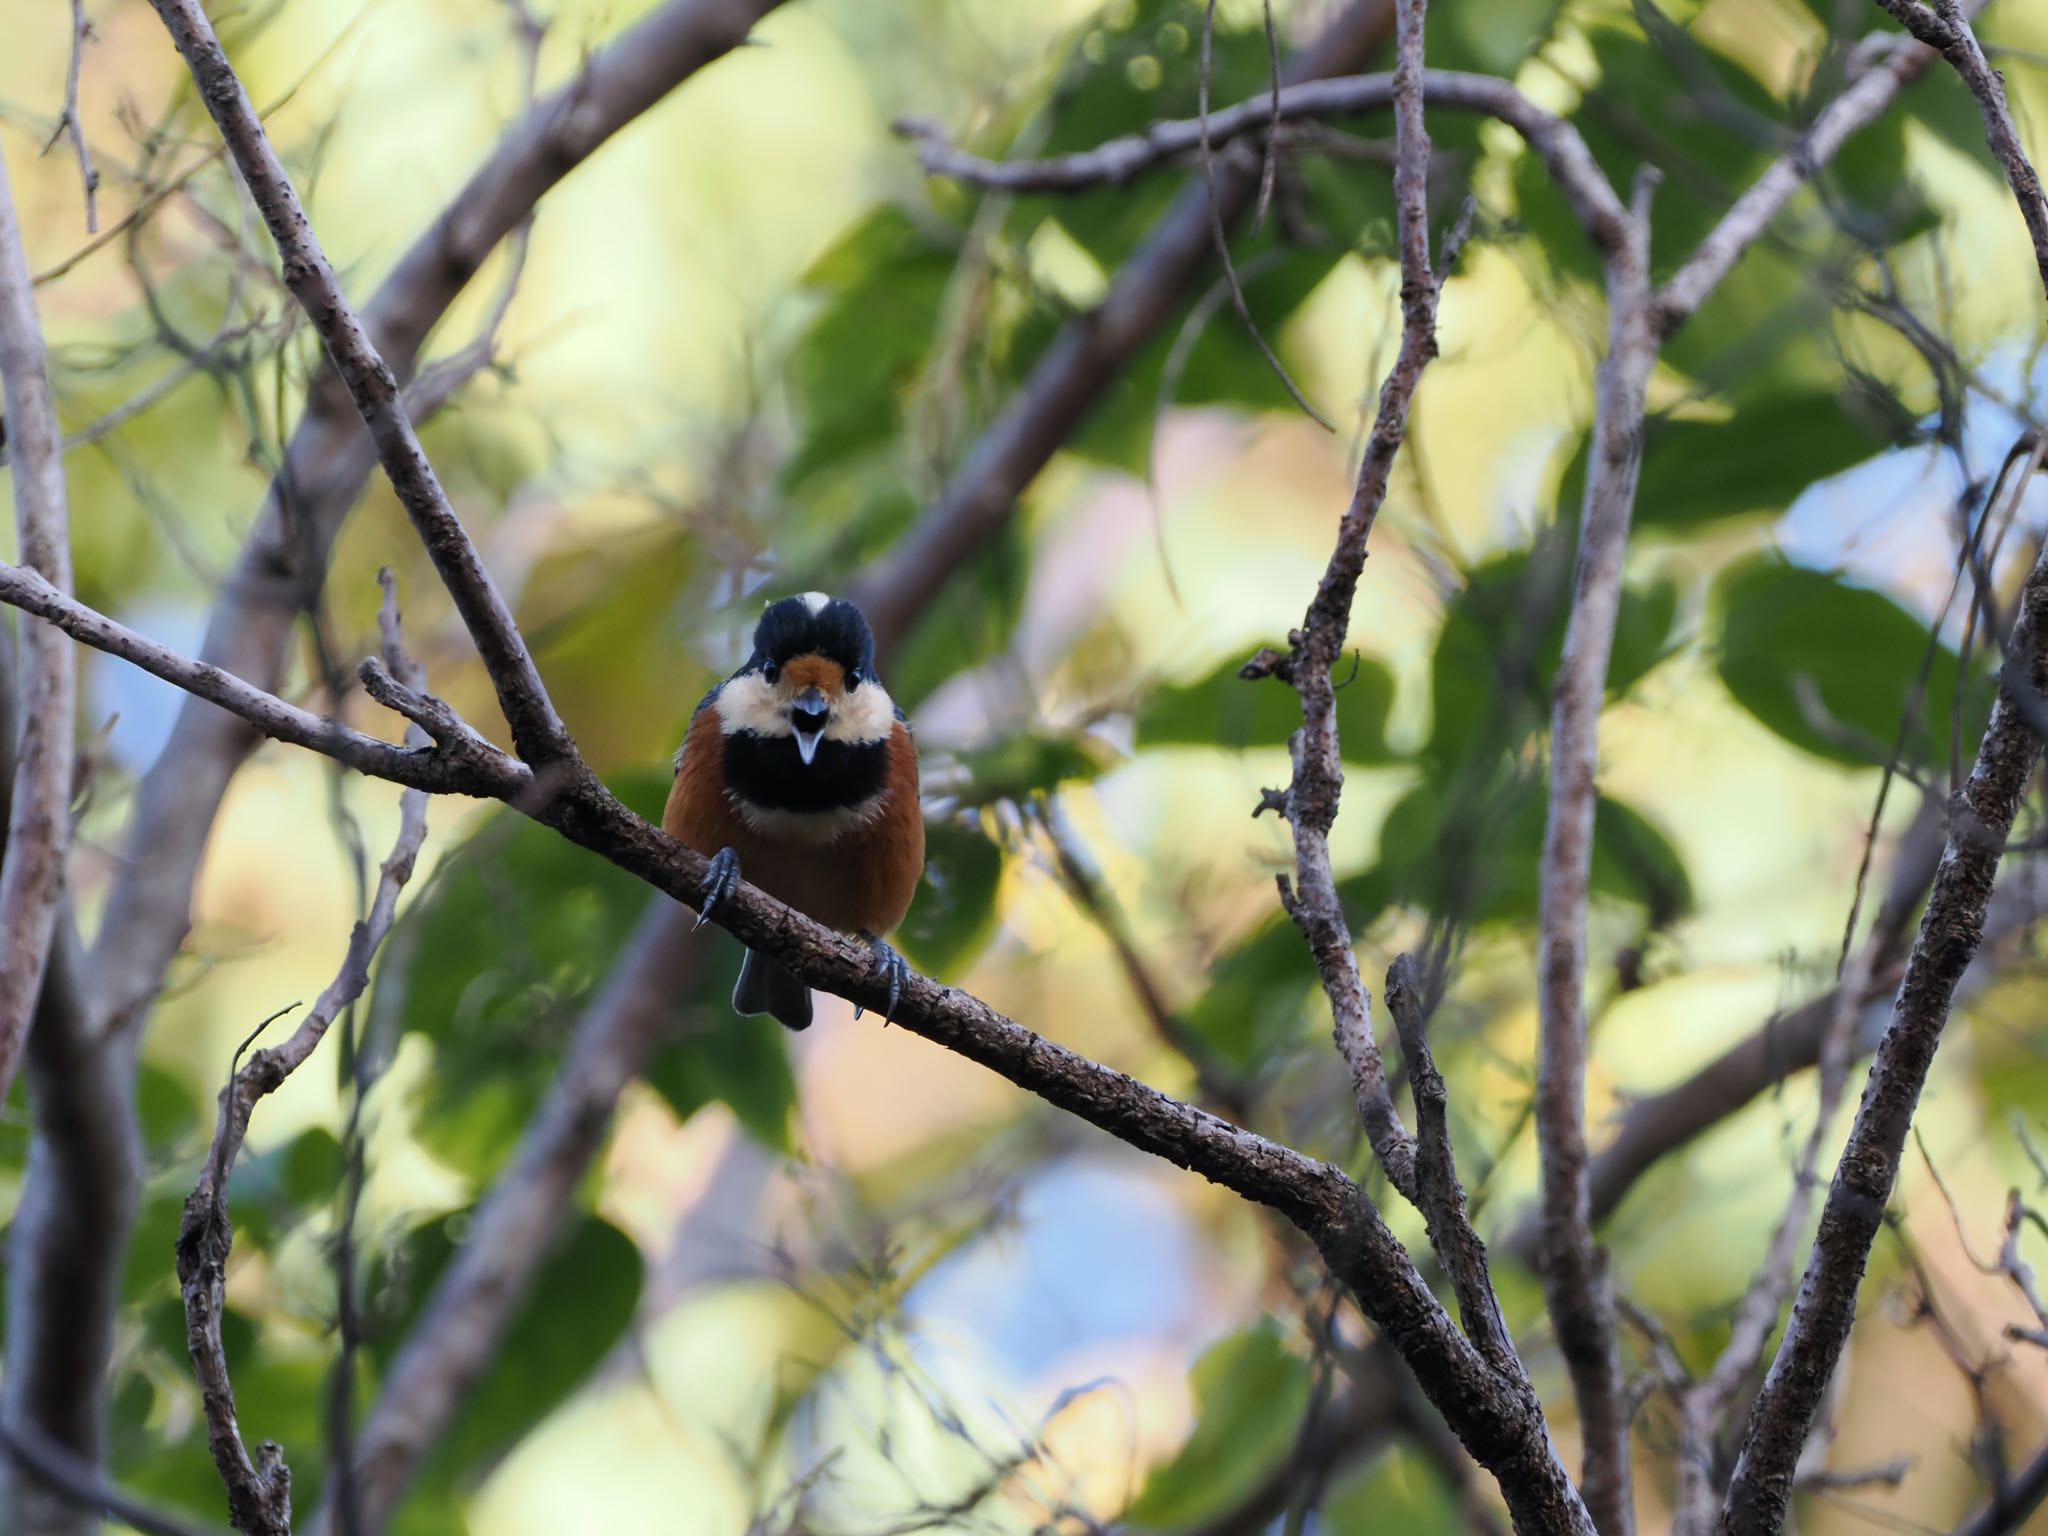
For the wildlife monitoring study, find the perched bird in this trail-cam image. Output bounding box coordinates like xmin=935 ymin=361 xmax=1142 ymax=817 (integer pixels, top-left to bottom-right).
xmin=663 ymin=592 xmax=924 ymax=1030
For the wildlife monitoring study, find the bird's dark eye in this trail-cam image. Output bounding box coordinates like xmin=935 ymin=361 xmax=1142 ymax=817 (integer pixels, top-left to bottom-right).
xmin=846 ymin=667 xmax=863 ymax=689
xmin=763 ymin=661 xmax=781 ymax=685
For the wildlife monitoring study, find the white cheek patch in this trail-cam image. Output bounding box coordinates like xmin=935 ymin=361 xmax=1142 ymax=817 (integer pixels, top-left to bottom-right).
xmin=715 ymin=669 xmax=896 ymax=746
xmin=825 ymin=680 xmax=896 ymax=746
xmin=713 ymin=674 xmax=788 ymax=737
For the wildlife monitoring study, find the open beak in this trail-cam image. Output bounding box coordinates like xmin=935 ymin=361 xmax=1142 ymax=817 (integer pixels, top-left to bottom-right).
xmin=791 ymin=686 xmax=827 ymax=766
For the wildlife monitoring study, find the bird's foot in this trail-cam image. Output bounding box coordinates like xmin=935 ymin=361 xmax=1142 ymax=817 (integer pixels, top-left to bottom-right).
xmin=693 ymin=847 xmax=741 ymax=931
xmin=855 ymin=932 xmax=908 ymax=1024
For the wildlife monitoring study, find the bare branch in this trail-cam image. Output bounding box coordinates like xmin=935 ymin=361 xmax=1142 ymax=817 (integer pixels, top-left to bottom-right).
xmin=1954 ymin=1436 xmax=2048 ymax=1536
xmin=1534 ymin=160 xmax=1657 ymax=1536
xmin=1718 ymin=562 xmax=2048 ymax=1532
xmin=0 ymin=563 xmax=522 ymax=797
xmin=900 ymin=71 xmax=1628 ymax=255
xmin=1868 ymin=0 xmax=2048 ymax=299
xmin=1261 ymin=0 xmax=1471 ymax=1214
xmin=0 ymin=1413 xmax=225 ymax=1536
xmin=177 ymin=597 xmax=433 ymax=1536
xmin=145 ymin=0 xmax=574 ymax=767
xmin=39 ymin=0 xmax=100 ymax=233
xmin=1654 ymin=9 xmax=1985 ymax=332
xmin=1385 ymin=956 xmax=1516 ymax=1368
xmin=1717 ymin=5 xmax=2048 ymax=1524
xmin=0 ymin=139 xmax=80 ymax=1112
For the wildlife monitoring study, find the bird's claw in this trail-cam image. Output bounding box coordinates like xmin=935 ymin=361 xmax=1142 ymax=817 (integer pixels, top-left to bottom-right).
xmin=693 ymin=847 xmax=741 ymax=931
xmin=855 ymin=932 xmax=908 ymax=1024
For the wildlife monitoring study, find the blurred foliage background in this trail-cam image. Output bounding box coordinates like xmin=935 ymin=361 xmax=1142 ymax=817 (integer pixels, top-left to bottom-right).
xmin=6 ymin=0 xmax=2048 ymax=1530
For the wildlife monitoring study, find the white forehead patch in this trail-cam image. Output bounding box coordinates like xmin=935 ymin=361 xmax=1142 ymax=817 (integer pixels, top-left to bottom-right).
xmin=799 ymin=590 xmax=830 ymax=615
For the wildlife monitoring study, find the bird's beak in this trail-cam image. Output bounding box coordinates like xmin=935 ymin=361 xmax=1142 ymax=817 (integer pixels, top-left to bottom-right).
xmin=791 ymin=686 xmax=827 ymax=766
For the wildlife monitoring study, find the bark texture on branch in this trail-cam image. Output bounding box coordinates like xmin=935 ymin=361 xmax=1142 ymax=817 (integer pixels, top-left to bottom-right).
xmin=0 ymin=141 xmax=78 ymax=1111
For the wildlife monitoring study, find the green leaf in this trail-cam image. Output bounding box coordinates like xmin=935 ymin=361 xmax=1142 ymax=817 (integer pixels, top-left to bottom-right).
xmin=377 ymin=1214 xmax=641 ymax=1482
xmin=1137 ymin=650 xmax=1396 ymax=762
xmin=1347 ymin=777 xmax=1693 ymax=929
xmin=376 ymin=769 xmax=675 ymax=1184
xmin=645 ymin=1015 xmax=797 ymax=1153
xmin=783 ymin=207 xmax=959 ymax=489
xmin=896 ymin=816 xmax=1004 ymax=979
xmin=1182 ymin=916 xmax=1316 ymax=1074
xmin=1713 ymin=556 xmax=1989 ymax=768
xmin=1127 ymin=1319 xmax=1311 ymax=1527
xmin=1425 ymin=548 xmax=1678 ymax=768
xmin=1563 ymin=390 xmax=1887 ymax=531
xmin=949 ymin=729 xmax=1114 ymax=806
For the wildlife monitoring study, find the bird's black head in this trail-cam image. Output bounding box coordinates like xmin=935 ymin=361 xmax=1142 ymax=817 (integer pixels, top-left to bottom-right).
xmin=712 ymin=592 xmax=895 ymax=769
xmin=748 ymin=592 xmax=877 ymax=687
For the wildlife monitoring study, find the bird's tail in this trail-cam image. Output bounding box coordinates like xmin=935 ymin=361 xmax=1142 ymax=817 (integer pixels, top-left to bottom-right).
xmin=733 ymin=948 xmax=813 ymax=1031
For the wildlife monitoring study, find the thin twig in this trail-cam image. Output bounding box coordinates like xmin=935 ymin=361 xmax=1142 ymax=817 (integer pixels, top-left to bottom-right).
xmin=1385 ymin=956 xmax=1517 ymax=1368
xmin=175 ymin=586 xmax=433 ymax=1535
xmin=0 ymin=561 xmax=520 ymax=795
xmin=1195 ymin=0 xmax=1332 ymax=429
xmin=1869 ymin=0 xmax=2048 ymax=298
xmin=39 ymin=0 xmax=100 ymax=233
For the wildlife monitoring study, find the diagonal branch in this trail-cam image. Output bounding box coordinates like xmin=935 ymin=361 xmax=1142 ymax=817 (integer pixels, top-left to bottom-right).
xmin=1255 ymin=0 xmax=1465 ymax=1212
xmin=1869 ymin=0 xmax=2048 ymax=298
xmin=1719 ymin=548 xmax=2048 ymax=1536
xmin=0 ymin=138 xmax=80 ymax=1112
xmin=1385 ymin=956 xmax=1517 ymax=1369
xmin=0 ymin=562 xmax=522 ymax=797
xmin=145 ymin=0 xmax=573 ymax=769
xmin=1718 ymin=3 xmax=2048 ymax=1526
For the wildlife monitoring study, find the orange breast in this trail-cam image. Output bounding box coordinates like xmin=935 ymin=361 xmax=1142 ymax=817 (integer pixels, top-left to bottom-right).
xmin=664 ymin=709 xmax=925 ymax=937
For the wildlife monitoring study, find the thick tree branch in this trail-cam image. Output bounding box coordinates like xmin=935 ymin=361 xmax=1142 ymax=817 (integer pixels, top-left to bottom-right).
xmin=1718 ymin=6 xmax=2048 ymax=1525
xmin=1718 ymin=560 xmax=2048 ymax=1532
xmin=146 ymin=0 xmax=572 ymax=768
xmin=0 ymin=143 xmax=79 ymax=1112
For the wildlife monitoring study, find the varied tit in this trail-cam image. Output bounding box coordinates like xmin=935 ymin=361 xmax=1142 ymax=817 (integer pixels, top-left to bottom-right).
xmin=663 ymin=592 xmax=924 ymax=1030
